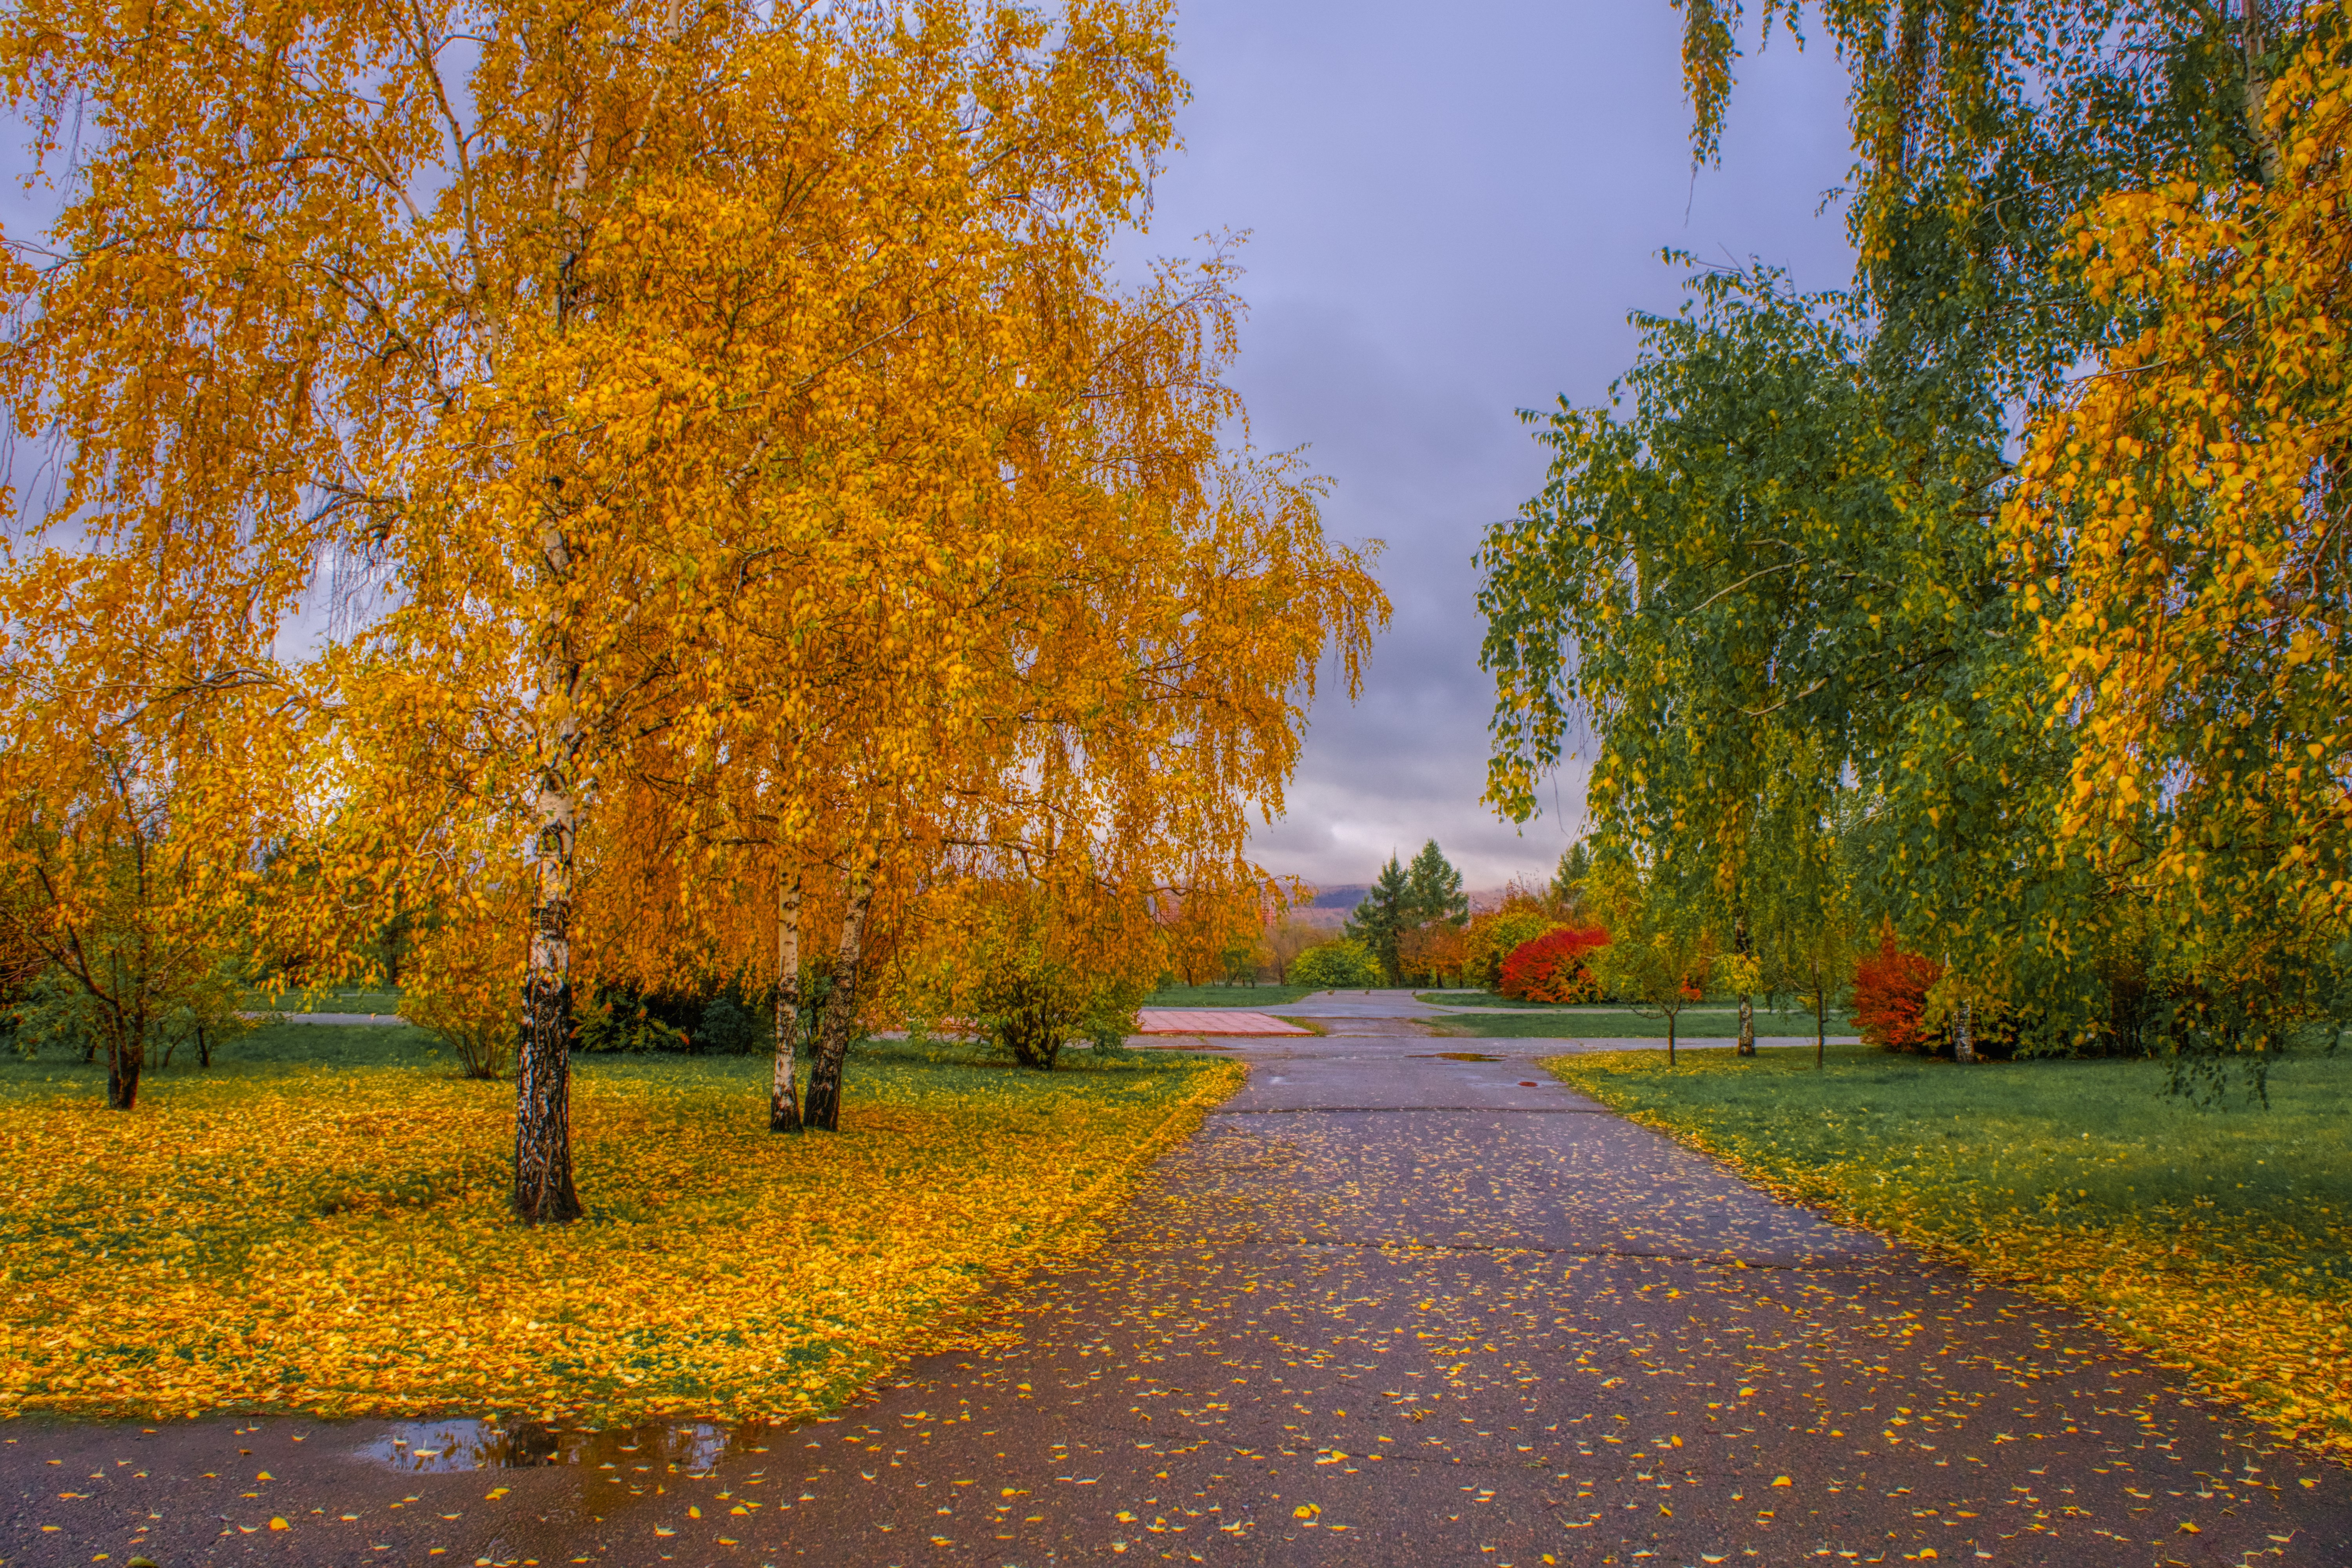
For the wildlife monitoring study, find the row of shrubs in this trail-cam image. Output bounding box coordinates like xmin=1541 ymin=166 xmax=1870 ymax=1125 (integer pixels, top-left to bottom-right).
xmin=1288 ymin=921 xmax=2030 ymax=1061
xmin=1285 ymin=924 xmax=1614 ymax=1001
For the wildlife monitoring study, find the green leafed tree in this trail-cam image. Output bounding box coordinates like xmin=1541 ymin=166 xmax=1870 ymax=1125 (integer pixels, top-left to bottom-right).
xmin=1477 ymin=261 xmax=2107 ymax=1048
xmin=1586 ymin=851 xmax=1720 ymax=1067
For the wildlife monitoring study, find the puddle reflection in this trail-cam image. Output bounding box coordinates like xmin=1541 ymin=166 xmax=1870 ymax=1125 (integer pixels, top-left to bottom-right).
xmin=357 ymin=1417 xmax=779 ymax=1472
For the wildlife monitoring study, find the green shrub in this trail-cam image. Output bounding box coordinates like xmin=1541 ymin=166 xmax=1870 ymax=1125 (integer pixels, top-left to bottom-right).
xmin=698 ymin=997 xmax=757 ymax=1055
xmin=1289 ymin=938 xmax=1380 ymax=989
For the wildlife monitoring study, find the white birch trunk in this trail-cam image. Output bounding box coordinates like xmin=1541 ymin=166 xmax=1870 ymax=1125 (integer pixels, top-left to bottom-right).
xmin=771 ymin=871 xmax=803 ymax=1132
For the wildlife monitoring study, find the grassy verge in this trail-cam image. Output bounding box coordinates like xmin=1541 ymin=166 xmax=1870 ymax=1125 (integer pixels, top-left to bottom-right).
xmin=1144 ymin=983 xmax=1322 ymax=1009
xmin=0 ymin=1025 xmax=1241 ymax=1426
xmin=250 ymin=990 xmax=406 ymax=1014
xmin=1438 ymin=1009 xmax=1847 ymax=1039
xmin=1544 ymin=1043 xmax=2352 ymax=1454
xmin=1413 ymin=989 xmax=1593 ymax=1010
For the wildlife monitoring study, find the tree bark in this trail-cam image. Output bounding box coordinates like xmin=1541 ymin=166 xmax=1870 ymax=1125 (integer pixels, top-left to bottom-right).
xmin=1665 ymin=1005 xmax=1677 ymax=1067
xmin=1734 ymin=910 xmax=1756 ymax=1056
xmin=106 ymin=1028 xmax=140 ymax=1111
xmin=771 ymin=871 xmax=803 ymax=1133
xmin=514 ymin=746 xmax=583 ymax=1224
xmin=801 ymin=858 xmax=876 ymax=1132
xmin=1814 ymin=964 xmax=1827 ymax=1069
xmin=1954 ymin=995 xmax=1976 ymax=1065
xmin=2242 ymin=0 xmax=2281 ymax=186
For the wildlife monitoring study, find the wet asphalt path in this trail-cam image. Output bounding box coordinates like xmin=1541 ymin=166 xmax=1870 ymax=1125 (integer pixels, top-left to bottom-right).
xmin=5 ymin=1025 xmax=2349 ymax=1567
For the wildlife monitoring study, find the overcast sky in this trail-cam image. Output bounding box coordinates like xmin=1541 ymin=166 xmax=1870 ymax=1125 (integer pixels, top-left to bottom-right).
xmin=0 ymin=3 xmax=1856 ymax=896
xmin=1131 ymin=1 xmax=1858 ymax=893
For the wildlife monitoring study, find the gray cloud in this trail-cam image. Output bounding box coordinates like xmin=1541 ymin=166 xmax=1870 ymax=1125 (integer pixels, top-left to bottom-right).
xmin=1132 ymin=0 xmax=1858 ymax=891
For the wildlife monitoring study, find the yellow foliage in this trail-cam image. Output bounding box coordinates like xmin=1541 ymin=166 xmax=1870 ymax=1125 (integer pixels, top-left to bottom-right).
xmin=0 ymin=1046 xmax=1241 ymax=1423
xmin=2007 ymin=12 xmax=2352 ymax=951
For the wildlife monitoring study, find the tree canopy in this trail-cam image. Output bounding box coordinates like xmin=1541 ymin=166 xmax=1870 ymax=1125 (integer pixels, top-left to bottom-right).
xmin=0 ymin=0 xmax=1388 ymax=1216
xmin=1481 ymin=0 xmax=2352 ymax=1061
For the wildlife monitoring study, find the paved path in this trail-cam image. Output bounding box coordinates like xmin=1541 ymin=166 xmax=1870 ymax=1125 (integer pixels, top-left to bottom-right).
xmin=6 ymin=1033 xmax=2348 ymax=1566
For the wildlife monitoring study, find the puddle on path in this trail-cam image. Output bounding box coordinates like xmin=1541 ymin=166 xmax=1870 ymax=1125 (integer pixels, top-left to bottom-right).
xmin=356 ymin=1416 xmax=780 ymax=1472
xmin=1411 ymin=1051 xmax=1504 ymax=1062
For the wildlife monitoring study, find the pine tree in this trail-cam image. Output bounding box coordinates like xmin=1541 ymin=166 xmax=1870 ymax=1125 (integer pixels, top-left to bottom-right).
xmin=1552 ymin=840 xmax=1593 ymax=913
xmin=1405 ymin=841 xmax=1469 ymax=927
xmin=1346 ymin=855 xmax=1415 ymax=983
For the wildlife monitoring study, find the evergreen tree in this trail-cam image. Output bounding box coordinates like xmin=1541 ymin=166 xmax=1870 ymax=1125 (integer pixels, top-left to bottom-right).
xmin=1552 ymin=840 xmax=1592 ymax=913
xmin=1405 ymin=840 xmax=1469 ymax=927
xmin=1346 ymin=855 xmax=1415 ymax=983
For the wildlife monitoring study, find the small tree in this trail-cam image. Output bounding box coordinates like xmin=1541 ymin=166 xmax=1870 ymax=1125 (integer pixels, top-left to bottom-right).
xmin=1397 ymin=920 xmax=1470 ymax=987
xmin=398 ymin=886 xmax=526 ymax=1080
xmin=1588 ymin=857 xmax=1718 ymax=1065
xmin=1265 ymin=915 xmax=1326 ymax=982
xmin=916 ymin=878 xmax=1155 ymax=1072
xmin=1756 ymin=863 xmax=1864 ymax=1069
xmin=0 ymin=568 xmax=285 ymax=1109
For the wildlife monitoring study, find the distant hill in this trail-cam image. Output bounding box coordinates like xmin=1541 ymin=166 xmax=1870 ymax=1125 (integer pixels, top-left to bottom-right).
xmin=1276 ymin=882 xmax=1535 ymax=930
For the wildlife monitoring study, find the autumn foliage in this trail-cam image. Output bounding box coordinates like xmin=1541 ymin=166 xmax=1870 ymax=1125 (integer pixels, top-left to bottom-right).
xmin=1497 ymin=925 xmax=1610 ymax=1003
xmin=0 ymin=0 xmax=1388 ymax=1225
xmin=1851 ymin=933 xmax=1944 ymax=1053
xmin=0 ymin=1045 xmax=1241 ymax=1424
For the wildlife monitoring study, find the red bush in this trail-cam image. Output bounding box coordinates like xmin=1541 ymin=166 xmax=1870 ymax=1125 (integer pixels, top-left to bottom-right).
xmin=1499 ymin=925 xmax=1611 ymax=1003
xmin=1852 ymin=931 xmax=1943 ymax=1051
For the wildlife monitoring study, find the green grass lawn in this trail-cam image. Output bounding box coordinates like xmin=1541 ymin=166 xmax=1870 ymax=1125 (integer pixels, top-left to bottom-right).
xmin=0 ymin=1024 xmax=1241 ymax=1424
xmin=250 ymin=989 xmax=406 ymax=1014
xmin=1436 ymin=1007 xmax=1849 ymax=1039
xmin=1145 ymin=982 xmax=1323 ymax=1009
xmin=1546 ymin=1042 xmax=2352 ymax=1454
xmin=1413 ymin=989 xmax=1606 ymax=1010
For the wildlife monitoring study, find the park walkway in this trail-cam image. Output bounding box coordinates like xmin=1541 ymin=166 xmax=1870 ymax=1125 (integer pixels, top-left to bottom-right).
xmin=6 ymin=1006 xmax=2348 ymax=1565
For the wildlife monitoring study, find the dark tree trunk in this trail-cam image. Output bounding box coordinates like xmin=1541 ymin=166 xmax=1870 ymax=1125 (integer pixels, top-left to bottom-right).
xmin=1815 ymin=967 xmax=1827 ymax=1069
xmin=106 ymin=1032 xmax=141 ymax=1110
xmin=1666 ymin=1007 xmax=1677 ymax=1067
xmin=771 ymin=873 xmax=803 ymax=1133
xmin=514 ymin=759 xmax=583 ymax=1224
xmin=802 ymin=861 xmax=875 ymax=1132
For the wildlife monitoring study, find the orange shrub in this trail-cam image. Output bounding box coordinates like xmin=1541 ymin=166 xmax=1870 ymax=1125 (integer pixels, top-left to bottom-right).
xmin=1397 ymin=921 xmax=1470 ymax=987
xmin=1852 ymin=931 xmax=1943 ymax=1051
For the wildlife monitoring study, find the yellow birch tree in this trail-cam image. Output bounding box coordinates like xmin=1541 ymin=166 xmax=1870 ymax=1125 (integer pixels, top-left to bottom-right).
xmin=2007 ymin=9 xmax=2352 ymax=1022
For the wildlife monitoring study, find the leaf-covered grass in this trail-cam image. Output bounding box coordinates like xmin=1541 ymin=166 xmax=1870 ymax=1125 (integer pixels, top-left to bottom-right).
xmin=1545 ymin=1043 xmax=2352 ymax=1453
xmin=0 ymin=1025 xmax=1241 ymax=1426
xmin=1437 ymin=1007 xmax=1848 ymax=1038
xmin=1143 ymin=982 xmax=1322 ymax=1009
